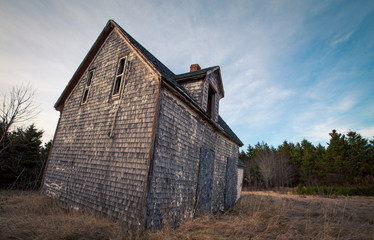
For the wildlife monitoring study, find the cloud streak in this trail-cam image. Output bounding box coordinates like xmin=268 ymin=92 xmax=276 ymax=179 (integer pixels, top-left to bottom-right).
xmin=0 ymin=0 xmax=373 ymax=147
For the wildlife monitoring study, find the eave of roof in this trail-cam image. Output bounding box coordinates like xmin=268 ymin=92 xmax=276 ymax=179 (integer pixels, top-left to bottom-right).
xmin=112 ymin=21 xmax=176 ymax=84
xmin=218 ymin=116 xmax=243 ymax=146
xmin=175 ymin=66 xmax=224 ymax=98
xmin=238 ymin=159 xmax=246 ymax=168
xmin=54 ymin=21 xmax=114 ymax=111
xmin=175 ymin=66 xmax=217 ymax=80
xmin=55 ymin=19 xmax=242 ymax=147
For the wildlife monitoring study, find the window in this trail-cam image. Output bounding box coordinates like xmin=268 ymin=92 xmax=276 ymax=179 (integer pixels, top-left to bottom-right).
xmin=112 ymin=57 xmax=127 ymax=97
xmin=206 ymin=85 xmax=215 ymax=118
xmin=81 ymin=70 xmax=94 ymax=104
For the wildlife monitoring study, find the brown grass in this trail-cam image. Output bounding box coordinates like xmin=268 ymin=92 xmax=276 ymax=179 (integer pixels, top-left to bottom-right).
xmin=1 ymin=190 xmax=373 ymax=239
xmin=0 ymin=191 xmax=136 ymax=239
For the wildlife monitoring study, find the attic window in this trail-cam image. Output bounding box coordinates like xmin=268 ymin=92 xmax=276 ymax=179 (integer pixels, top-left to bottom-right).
xmin=112 ymin=57 xmax=127 ymax=96
xmin=81 ymin=70 xmax=94 ymax=104
xmin=207 ymin=85 xmax=215 ymax=118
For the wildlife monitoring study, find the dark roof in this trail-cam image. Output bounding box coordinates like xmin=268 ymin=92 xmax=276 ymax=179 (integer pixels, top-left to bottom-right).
xmin=55 ymin=19 xmax=243 ymax=147
xmin=218 ymin=116 xmax=243 ymax=146
xmin=238 ymin=159 xmax=246 ymax=168
xmin=110 ymin=21 xmax=202 ymax=108
xmin=111 ymin=21 xmax=177 ymax=86
xmin=175 ymin=66 xmax=217 ymax=80
xmin=175 ymin=66 xmax=225 ymax=98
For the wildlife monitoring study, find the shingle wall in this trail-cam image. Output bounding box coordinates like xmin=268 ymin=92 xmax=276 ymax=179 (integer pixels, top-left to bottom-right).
xmin=180 ymin=79 xmax=204 ymax=106
xmin=145 ymin=88 xmax=239 ymax=229
xmin=42 ymin=29 xmax=159 ymax=227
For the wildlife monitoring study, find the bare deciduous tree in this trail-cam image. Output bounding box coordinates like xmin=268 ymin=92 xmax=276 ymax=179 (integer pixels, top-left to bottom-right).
xmin=255 ymin=150 xmax=295 ymax=189
xmin=275 ymin=152 xmax=294 ymax=187
xmin=256 ymin=150 xmax=276 ymax=188
xmin=0 ymin=84 xmax=38 ymax=155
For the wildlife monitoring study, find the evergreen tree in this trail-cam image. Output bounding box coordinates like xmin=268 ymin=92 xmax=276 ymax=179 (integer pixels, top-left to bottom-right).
xmin=346 ymin=131 xmax=369 ymax=176
xmin=0 ymin=124 xmax=46 ymax=189
xmin=324 ymin=130 xmax=348 ymax=184
xmin=236 ymin=129 xmax=373 ymax=188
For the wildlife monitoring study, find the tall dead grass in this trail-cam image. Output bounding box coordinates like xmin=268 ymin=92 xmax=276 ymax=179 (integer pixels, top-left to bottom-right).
xmin=1 ymin=190 xmax=373 ymax=239
xmin=145 ymin=191 xmax=374 ymax=239
xmin=0 ymin=191 xmax=136 ymax=239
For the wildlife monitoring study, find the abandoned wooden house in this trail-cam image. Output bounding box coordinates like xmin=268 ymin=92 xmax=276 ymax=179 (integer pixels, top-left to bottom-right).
xmin=42 ymin=20 xmax=243 ymax=229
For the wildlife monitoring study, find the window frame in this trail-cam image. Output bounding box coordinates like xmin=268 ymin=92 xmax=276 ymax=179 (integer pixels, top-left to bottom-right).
xmin=81 ymin=69 xmax=95 ymax=105
xmin=111 ymin=56 xmax=128 ymax=98
xmin=206 ymin=84 xmax=216 ymax=118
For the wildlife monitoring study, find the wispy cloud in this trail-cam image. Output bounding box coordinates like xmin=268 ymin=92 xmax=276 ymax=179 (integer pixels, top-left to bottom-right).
xmin=332 ymin=31 xmax=354 ymax=46
xmin=359 ymin=126 xmax=374 ymax=139
xmin=0 ymin=0 xmax=373 ymax=146
xmin=221 ymin=69 xmax=293 ymax=128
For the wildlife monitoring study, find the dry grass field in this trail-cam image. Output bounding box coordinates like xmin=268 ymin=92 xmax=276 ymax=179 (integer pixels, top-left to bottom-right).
xmin=0 ymin=190 xmax=373 ymax=240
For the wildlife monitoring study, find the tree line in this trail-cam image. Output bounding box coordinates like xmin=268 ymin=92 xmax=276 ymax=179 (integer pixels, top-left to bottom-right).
xmin=240 ymin=130 xmax=374 ymax=189
xmin=2 ymin=85 xmax=374 ymax=191
xmin=1 ymin=85 xmax=51 ymax=190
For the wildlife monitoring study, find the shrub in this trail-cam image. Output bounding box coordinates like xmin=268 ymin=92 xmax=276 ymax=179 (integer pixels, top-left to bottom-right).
xmin=295 ymin=185 xmax=374 ymax=196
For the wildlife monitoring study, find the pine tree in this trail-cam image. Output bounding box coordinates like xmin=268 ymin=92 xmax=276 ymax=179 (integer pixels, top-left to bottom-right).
xmin=0 ymin=124 xmax=44 ymax=189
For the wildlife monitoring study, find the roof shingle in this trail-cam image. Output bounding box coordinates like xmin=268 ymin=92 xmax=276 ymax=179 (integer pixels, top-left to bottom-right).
xmin=175 ymin=66 xmax=217 ymax=80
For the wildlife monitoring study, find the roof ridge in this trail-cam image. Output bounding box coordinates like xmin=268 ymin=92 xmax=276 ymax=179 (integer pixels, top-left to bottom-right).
xmin=110 ymin=20 xmax=176 ymax=80
xmin=175 ymin=66 xmax=218 ymax=79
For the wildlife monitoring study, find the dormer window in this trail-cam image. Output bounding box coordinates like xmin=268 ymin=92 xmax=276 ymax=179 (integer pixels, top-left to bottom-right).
xmin=112 ymin=57 xmax=127 ymax=96
xmin=81 ymin=69 xmax=94 ymax=104
xmin=176 ymin=64 xmax=224 ymax=122
xmin=207 ymin=85 xmax=216 ymax=118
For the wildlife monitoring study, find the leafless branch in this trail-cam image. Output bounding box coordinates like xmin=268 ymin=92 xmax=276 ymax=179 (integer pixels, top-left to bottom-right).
xmin=256 ymin=150 xmax=276 ymax=188
xmin=0 ymin=84 xmax=38 ymax=155
xmin=255 ymin=150 xmax=294 ymax=188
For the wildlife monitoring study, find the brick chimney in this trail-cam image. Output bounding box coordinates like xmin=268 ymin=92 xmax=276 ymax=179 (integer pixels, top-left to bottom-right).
xmin=190 ymin=64 xmax=201 ymax=72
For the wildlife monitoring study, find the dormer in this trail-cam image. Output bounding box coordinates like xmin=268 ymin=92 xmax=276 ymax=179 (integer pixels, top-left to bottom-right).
xmin=176 ymin=64 xmax=224 ymax=122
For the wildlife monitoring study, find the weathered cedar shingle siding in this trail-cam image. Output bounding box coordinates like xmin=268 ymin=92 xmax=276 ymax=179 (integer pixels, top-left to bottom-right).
xmin=43 ymin=29 xmax=159 ymax=226
xmin=145 ymin=88 xmax=238 ymax=229
xmin=43 ymin=20 xmax=243 ymax=230
xmin=179 ymin=80 xmax=204 ymax=106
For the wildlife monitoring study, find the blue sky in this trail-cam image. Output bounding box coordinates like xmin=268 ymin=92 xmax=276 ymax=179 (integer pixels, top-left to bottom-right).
xmin=0 ymin=0 xmax=373 ymax=149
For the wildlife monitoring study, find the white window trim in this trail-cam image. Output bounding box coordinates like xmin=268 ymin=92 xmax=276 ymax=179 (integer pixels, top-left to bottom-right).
xmin=81 ymin=69 xmax=94 ymax=105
